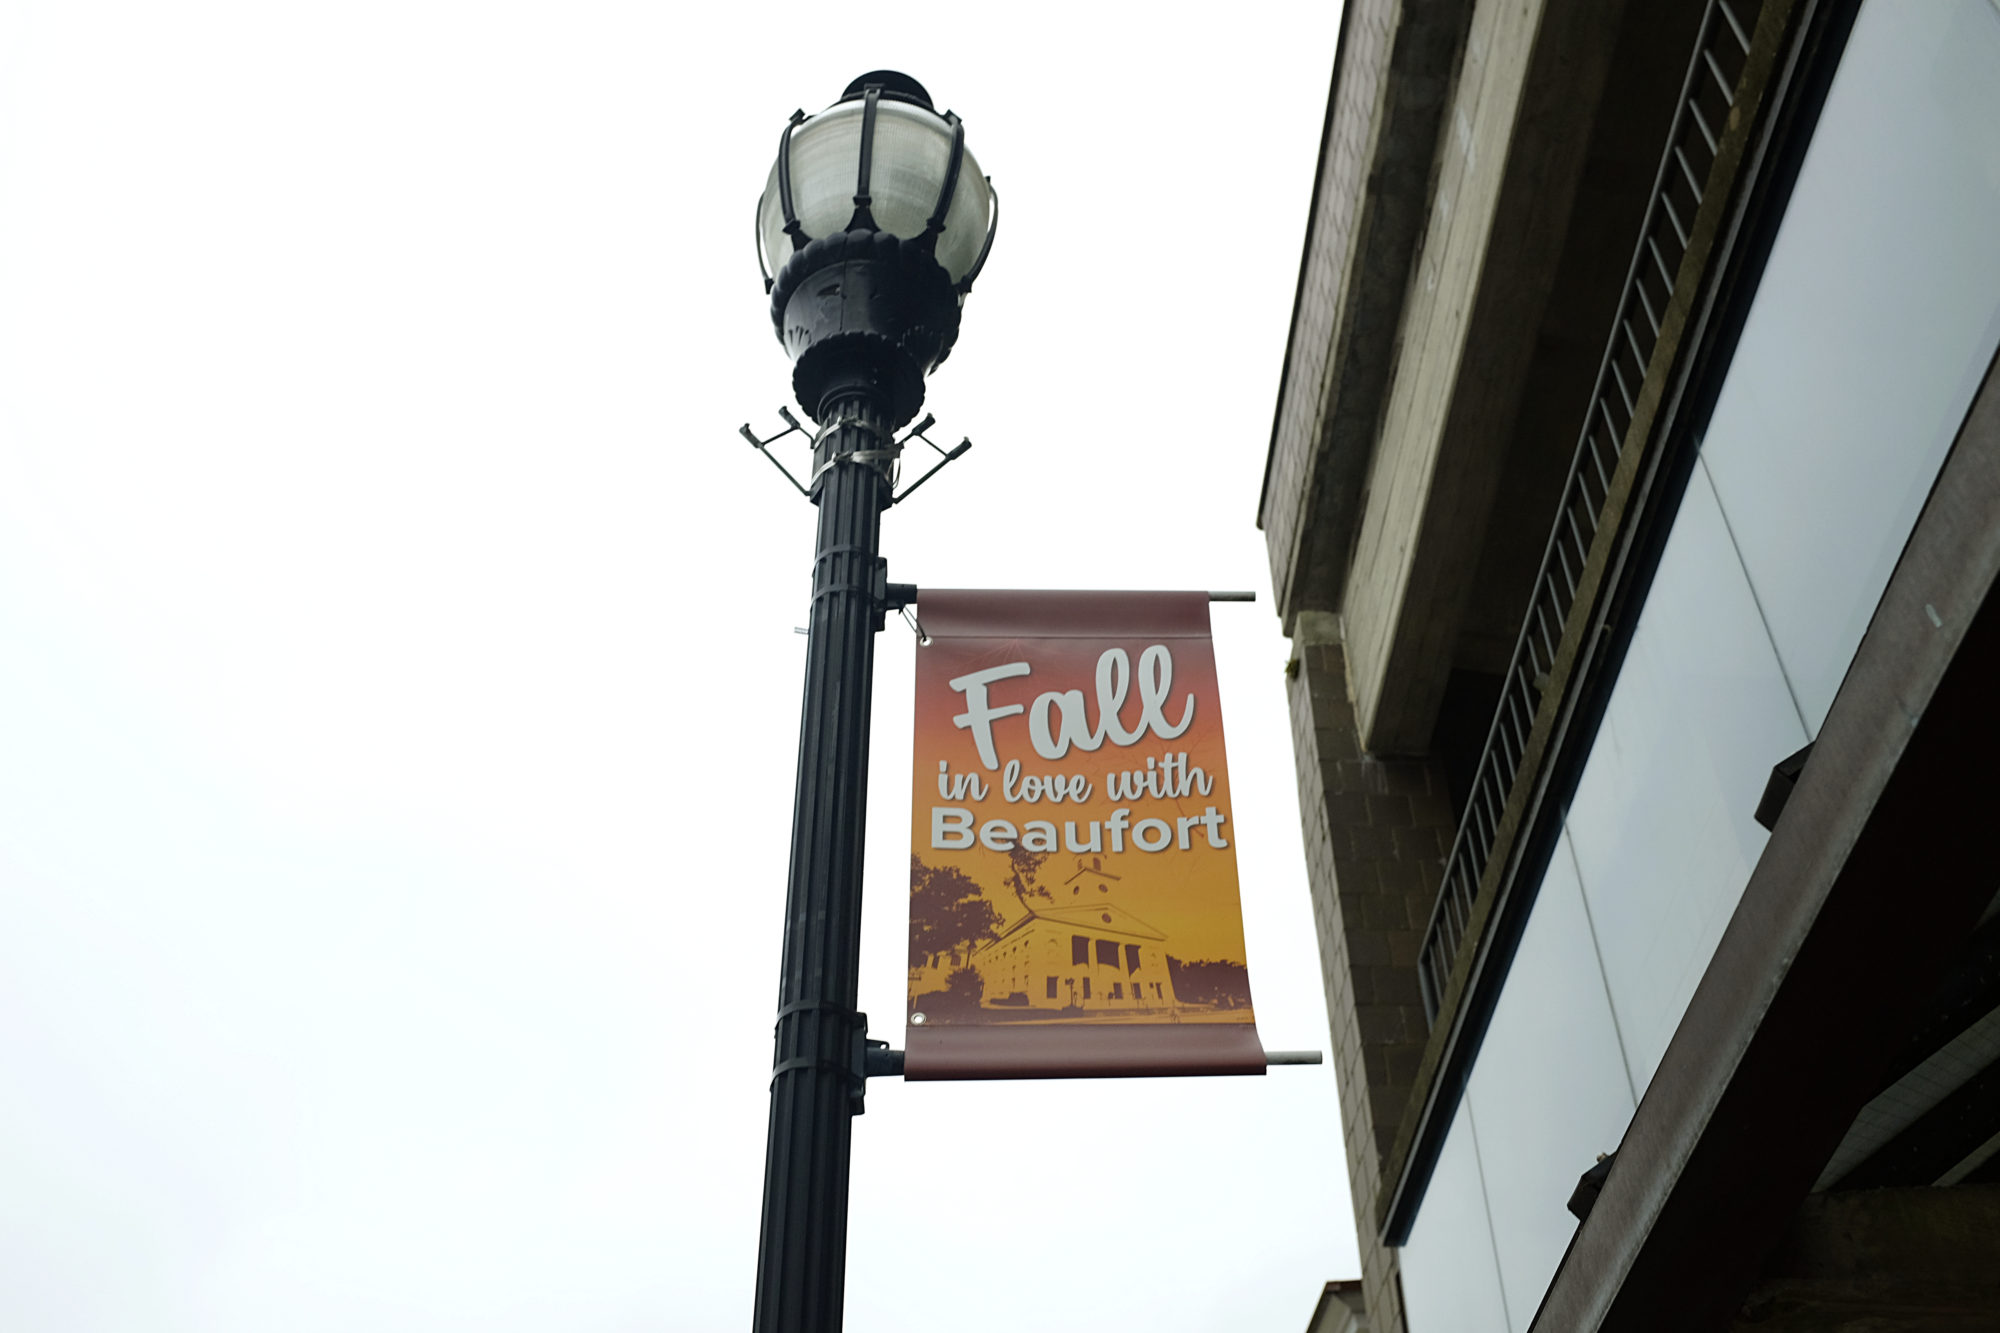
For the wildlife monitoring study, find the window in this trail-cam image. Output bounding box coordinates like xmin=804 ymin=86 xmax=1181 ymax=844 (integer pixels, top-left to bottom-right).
xmin=1072 ymin=935 xmax=1089 ymax=965
xmin=1046 ymin=976 xmax=1058 ymax=999
xmin=1083 ymin=977 xmax=1092 ymax=1000
xmin=1096 ymin=939 xmax=1119 ymax=967
xmin=1153 ymin=983 xmax=1163 ymax=998
xmin=1112 ymin=982 xmax=1124 ymax=1000
xmin=1126 ymin=944 xmax=1141 ymax=973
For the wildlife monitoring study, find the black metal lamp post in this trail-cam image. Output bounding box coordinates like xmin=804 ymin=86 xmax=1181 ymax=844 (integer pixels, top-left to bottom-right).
xmin=749 ymin=71 xmax=995 ymax=1333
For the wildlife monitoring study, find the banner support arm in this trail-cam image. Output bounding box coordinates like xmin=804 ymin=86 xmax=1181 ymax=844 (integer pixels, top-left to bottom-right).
xmin=877 ymin=587 xmax=1257 ymax=607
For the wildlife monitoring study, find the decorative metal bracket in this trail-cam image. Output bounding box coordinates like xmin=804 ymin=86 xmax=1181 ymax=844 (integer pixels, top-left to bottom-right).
xmin=889 ymin=413 xmax=972 ymax=505
xmin=739 ymin=408 xmax=972 ymax=506
xmin=738 ymin=407 xmax=813 ymax=498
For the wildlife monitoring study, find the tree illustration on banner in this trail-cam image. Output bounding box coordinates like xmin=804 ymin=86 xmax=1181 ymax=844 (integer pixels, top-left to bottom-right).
xmin=909 ymin=856 xmax=1003 ymax=1020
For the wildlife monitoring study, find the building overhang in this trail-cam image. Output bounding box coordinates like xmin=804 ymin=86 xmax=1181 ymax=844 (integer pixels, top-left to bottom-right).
xmin=1259 ymin=0 xmax=1711 ymax=755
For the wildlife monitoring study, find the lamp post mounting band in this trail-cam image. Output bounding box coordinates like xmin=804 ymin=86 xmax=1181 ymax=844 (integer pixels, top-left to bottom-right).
xmin=738 ymin=408 xmax=974 ymax=507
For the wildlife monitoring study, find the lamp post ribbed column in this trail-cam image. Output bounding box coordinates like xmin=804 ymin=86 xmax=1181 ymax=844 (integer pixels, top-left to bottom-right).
xmin=752 ymin=391 xmax=890 ymax=1333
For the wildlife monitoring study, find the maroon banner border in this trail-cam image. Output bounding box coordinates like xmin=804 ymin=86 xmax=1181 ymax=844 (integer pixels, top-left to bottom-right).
xmin=905 ymin=1023 xmax=1266 ymax=1081
xmin=913 ymin=589 xmax=1213 ymax=639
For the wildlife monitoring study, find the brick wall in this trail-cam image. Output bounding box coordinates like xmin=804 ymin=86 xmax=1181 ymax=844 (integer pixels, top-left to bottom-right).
xmin=1288 ymin=614 xmax=1456 ymax=1333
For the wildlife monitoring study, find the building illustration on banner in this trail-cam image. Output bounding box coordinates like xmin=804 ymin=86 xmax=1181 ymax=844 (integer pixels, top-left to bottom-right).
xmin=908 ymin=854 xmax=1185 ymax=1020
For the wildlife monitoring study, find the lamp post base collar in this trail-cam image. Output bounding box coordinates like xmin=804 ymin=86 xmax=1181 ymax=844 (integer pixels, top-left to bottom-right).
xmin=772 ymin=230 xmax=961 ymax=428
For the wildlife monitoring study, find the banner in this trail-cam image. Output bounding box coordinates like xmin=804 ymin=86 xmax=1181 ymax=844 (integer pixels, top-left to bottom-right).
xmin=904 ymin=590 xmax=1263 ymax=1079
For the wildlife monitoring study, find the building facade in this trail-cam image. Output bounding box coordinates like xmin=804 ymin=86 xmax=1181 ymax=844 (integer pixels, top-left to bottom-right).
xmin=964 ymin=900 xmax=1178 ymax=1013
xmin=906 ymin=856 xmax=1184 ymax=1014
xmin=1263 ymin=1 xmax=2000 ymax=1329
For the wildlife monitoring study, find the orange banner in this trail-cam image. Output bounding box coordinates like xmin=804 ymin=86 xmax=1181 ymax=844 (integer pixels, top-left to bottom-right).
xmin=904 ymin=590 xmax=1263 ymax=1079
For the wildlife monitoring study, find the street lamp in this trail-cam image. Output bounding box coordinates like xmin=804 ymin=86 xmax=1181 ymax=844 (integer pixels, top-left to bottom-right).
xmin=748 ymin=71 xmax=995 ymax=1333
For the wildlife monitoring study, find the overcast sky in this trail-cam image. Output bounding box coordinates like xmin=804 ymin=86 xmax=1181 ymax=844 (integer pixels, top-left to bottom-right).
xmin=0 ymin=2 xmax=1356 ymax=1329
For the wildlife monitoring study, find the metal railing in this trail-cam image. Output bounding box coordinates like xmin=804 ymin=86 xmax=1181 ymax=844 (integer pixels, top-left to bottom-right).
xmin=1415 ymin=0 xmax=1757 ymax=1023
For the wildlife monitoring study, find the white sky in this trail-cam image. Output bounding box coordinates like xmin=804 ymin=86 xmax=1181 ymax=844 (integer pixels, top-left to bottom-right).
xmin=0 ymin=3 xmax=1356 ymax=1329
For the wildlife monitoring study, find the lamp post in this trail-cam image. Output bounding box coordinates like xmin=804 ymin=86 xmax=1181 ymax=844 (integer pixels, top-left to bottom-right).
xmin=749 ymin=71 xmax=995 ymax=1333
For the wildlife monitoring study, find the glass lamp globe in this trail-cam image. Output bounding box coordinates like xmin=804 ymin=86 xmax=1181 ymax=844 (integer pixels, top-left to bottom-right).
xmin=756 ymin=71 xmax=996 ymax=425
xmin=757 ymin=72 xmax=994 ymax=290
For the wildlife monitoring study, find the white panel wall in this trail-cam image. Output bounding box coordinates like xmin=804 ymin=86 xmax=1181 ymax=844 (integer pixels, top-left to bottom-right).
xmin=1564 ymin=467 xmax=1807 ymax=1088
xmin=1398 ymin=1099 xmax=1510 ymax=1333
xmin=1699 ymin=0 xmax=2000 ymax=733
xmin=1465 ymin=834 xmax=1638 ymax=1324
